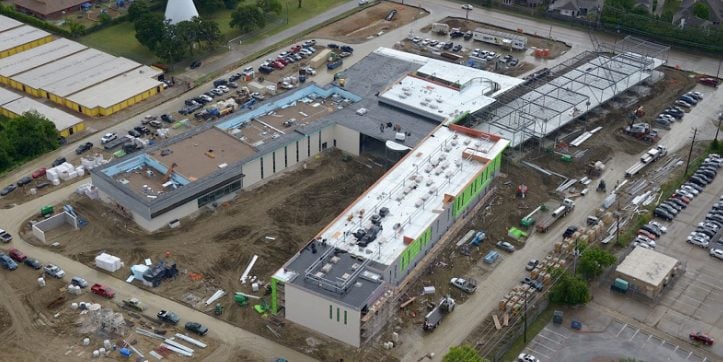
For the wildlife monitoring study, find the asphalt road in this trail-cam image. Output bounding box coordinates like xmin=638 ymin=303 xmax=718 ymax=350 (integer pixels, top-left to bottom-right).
xmin=1 ymin=1 xmax=723 ymax=360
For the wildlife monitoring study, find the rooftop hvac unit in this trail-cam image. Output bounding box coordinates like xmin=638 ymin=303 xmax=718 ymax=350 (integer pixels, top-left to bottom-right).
xmin=351 ymin=263 xmax=360 ymax=270
xmin=314 ymin=271 xmax=325 ymax=278
xmin=429 ymin=186 xmax=438 ymax=194
xmin=430 ymin=158 xmax=440 ymax=167
xmin=436 ymin=98 xmax=443 ymax=103
xmin=424 ymin=165 xmax=433 ymax=173
xmin=415 ymin=199 xmax=424 ymax=208
xmin=463 ymin=138 xmax=471 ymax=145
xmin=426 ymin=179 xmax=434 ymax=186
xmin=330 ymin=256 xmax=340 ymax=264
xmin=425 ymin=97 xmax=432 ymax=102
xmin=451 ymin=139 xmax=459 ymax=146
xmin=440 ymin=161 xmax=450 ymax=169
xmin=403 ymin=91 xmax=412 ymax=96
xmin=444 ymin=145 xmax=452 ymax=152
xmin=379 ymin=207 xmax=390 ymax=217
xmin=361 ymin=271 xmax=381 ymax=282
xmin=321 ymin=263 xmax=333 ymax=273
xmin=395 ymin=193 xmax=404 ymax=201
xmin=455 ymin=160 xmax=462 ymax=167
xmin=434 ymin=167 xmax=444 ymax=176
xmin=341 ymin=273 xmax=351 ymax=281
xmin=438 ymin=154 xmax=447 ymax=161
xmin=421 ymin=193 xmax=430 ymax=201
xmin=403 ymin=185 xmax=414 ymax=195
xmin=445 ymin=170 xmax=454 ymax=178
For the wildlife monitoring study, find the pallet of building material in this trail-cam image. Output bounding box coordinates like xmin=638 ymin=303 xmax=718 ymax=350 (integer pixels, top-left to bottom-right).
xmin=492 ymin=314 xmax=502 ymax=330
xmin=400 ymin=297 xmax=416 ymax=309
xmin=498 ymin=299 xmax=507 ymax=311
xmin=503 ymin=313 xmax=509 ymax=327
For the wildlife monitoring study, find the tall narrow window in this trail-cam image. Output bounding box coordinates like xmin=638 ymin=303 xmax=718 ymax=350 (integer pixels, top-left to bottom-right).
xmin=329 ymin=305 xmax=332 ymax=319
xmin=296 ymin=141 xmax=299 ymax=162
xmin=344 ymin=311 xmax=347 ymax=325
xmin=284 ymin=146 xmax=288 ymax=168
xmin=336 ymin=308 xmax=340 ymax=322
xmin=260 ymin=157 xmax=264 ymax=179
xmin=272 ymin=151 xmax=276 ymax=173
xmin=307 ymin=136 xmax=311 ymax=157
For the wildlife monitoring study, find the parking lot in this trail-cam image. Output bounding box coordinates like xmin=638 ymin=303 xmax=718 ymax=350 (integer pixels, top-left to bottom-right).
xmin=593 ymin=162 xmax=723 ymax=359
xmin=524 ymin=316 xmax=712 ymax=362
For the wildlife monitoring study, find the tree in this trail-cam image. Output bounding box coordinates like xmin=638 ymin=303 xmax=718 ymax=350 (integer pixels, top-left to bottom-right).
xmin=65 ymin=19 xmax=86 ymax=37
xmin=155 ymin=22 xmax=188 ymax=63
xmin=196 ymin=0 xmax=225 ymax=13
xmin=443 ymin=345 xmax=487 ymax=362
xmin=257 ymin=0 xmax=282 ymax=14
xmin=692 ymin=2 xmax=710 ymax=20
xmin=578 ymin=246 xmax=616 ymax=280
xmin=128 ymin=0 xmax=151 ymax=22
xmin=134 ymin=13 xmax=165 ymax=51
xmin=549 ymin=269 xmax=590 ymax=306
xmin=195 ymin=18 xmax=221 ymax=48
xmin=230 ymin=4 xmax=266 ymax=32
xmin=99 ymin=11 xmax=112 ymax=25
xmin=224 ymin=0 xmax=240 ymax=9
xmin=298 ymin=0 xmax=302 ymax=8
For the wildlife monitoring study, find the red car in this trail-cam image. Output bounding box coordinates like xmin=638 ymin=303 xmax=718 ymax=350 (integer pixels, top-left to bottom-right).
xmin=637 ymin=229 xmax=657 ymax=240
xmin=690 ymin=332 xmax=714 ymax=345
xmin=90 ymin=283 xmax=115 ymax=299
xmin=31 ymin=168 xmax=46 ymax=179
xmin=698 ymin=77 xmax=720 ymax=88
xmin=8 ymin=248 xmax=26 ymax=262
xmin=272 ymin=61 xmax=285 ymax=70
xmin=290 ymin=45 xmax=301 ymax=53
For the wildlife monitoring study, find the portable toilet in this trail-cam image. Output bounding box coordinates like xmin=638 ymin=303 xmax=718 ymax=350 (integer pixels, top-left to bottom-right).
xmin=40 ymin=205 xmax=54 ymax=218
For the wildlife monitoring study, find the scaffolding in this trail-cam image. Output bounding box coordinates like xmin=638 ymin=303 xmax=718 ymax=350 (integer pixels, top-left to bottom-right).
xmin=463 ymin=36 xmax=670 ymax=148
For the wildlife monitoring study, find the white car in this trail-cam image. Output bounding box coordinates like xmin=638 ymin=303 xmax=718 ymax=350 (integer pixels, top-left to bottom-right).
xmin=688 ymin=237 xmax=709 ymax=248
xmin=462 ymin=4 xmax=474 ymax=10
xmin=689 ymin=232 xmax=710 ymax=241
xmin=710 ymin=248 xmax=723 ymax=260
xmin=100 ymin=132 xmax=117 ymax=144
xmin=649 ymin=221 xmax=668 ymax=233
xmin=44 ymin=264 xmax=65 ymax=278
xmin=518 ymin=353 xmax=539 ymax=362
xmin=217 ymin=85 xmax=230 ymax=93
xmin=633 ymin=241 xmax=652 ymax=249
xmin=634 ymin=236 xmax=656 ymax=248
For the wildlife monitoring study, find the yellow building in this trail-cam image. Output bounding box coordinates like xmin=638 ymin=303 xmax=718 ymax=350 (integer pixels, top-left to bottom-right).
xmin=65 ymin=66 xmax=164 ymax=116
xmin=0 ymin=25 xmax=52 ymax=58
xmin=0 ymin=87 xmax=85 ymax=138
xmin=0 ymin=38 xmax=86 ymax=85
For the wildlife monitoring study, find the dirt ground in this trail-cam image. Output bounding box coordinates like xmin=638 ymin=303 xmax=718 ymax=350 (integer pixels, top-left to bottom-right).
xmin=311 ymin=1 xmax=429 ymax=44
xmin=0 ymin=257 xmax=218 ymax=361
xmin=22 ymin=151 xmax=391 ymax=361
xmin=425 ymin=17 xmax=571 ymax=59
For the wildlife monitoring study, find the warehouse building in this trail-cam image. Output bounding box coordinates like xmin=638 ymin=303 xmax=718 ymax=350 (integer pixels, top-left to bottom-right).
xmin=0 ymin=23 xmax=52 ymax=58
xmin=0 ymin=38 xmax=87 ymax=86
xmin=615 ymin=247 xmax=681 ymax=299
xmin=13 ymin=0 xmax=87 ymax=19
xmin=0 ymin=14 xmax=23 ymax=33
xmin=90 ymin=48 xmax=520 ymax=231
xmin=0 ymin=87 xmax=84 ymax=138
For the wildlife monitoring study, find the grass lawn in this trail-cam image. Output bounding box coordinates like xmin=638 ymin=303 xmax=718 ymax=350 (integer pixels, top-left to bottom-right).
xmin=78 ymin=0 xmax=347 ymax=63
xmin=499 ymin=307 xmax=555 ymax=362
xmin=78 ymin=21 xmax=158 ymax=64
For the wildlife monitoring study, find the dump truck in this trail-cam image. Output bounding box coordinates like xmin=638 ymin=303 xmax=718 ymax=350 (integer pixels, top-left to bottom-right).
xmin=535 ymin=199 xmax=575 ymax=233
xmin=423 ymin=296 xmax=456 ymax=331
xmin=625 ymin=145 xmax=668 ymax=178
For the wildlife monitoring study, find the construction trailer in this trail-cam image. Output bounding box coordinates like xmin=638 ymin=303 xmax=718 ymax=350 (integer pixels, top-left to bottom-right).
xmin=472 ymin=28 xmax=527 ymax=50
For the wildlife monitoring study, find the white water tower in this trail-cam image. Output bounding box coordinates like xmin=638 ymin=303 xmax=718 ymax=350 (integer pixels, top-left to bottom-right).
xmin=165 ymin=0 xmax=199 ymax=24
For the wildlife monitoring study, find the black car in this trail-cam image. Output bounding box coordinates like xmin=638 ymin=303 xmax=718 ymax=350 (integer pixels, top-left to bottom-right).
xmin=697 ymin=169 xmax=716 ymax=179
xmin=658 ymin=203 xmax=679 ymax=215
xmin=36 ymin=182 xmax=50 ymax=189
xmin=654 ymin=208 xmax=673 ymax=221
xmin=190 ymin=60 xmax=202 ymax=69
xmin=452 ymin=44 xmax=462 ymax=52
xmin=443 ymin=42 xmax=454 ymax=50
xmin=184 ymin=321 xmax=208 ymax=336
xmin=194 ymin=97 xmax=209 ymax=104
xmin=695 ymin=227 xmax=716 ymax=238
xmin=213 ymin=79 xmax=228 ymax=87
xmin=16 ymin=176 xmax=32 ymax=187
xmin=663 ymin=108 xmax=684 ymax=118
xmin=340 ymin=45 xmax=354 ymax=53
xmin=563 ymin=225 xmax=578 ymax=239
xmin=694 ymin=172 xmax=712 ymax=183
xmin=52 ymin=157 xmax=66 ymax=167
xmin=662 ymin=201 xmax=682 ymax=212
xmin=0 ymin=184 xmax=17 ymax=196
xmin=463 ymin=31 xmax=473 ymax=40
xmin=228 ymin=74 xmax=241 ymax=82
xmin=184 ymin=99 xmax=197 ymax=106
xmin=75 ymin=142 xmax=93 ymax=155
xmin=160 ymin=114 xmax=174 ymax=123
xmin=667 ymin=198 xmax=687 ymax=209
xmin=640 ymin=225 xmax=662 ymax=237
xmin=684 ymin=182 xmax=703 ymax=192
xmin=128 ymin=129 xmax=142 ymax=138
xmin=689 ymin=176 xmax=707 ymax=186
xmin=24 ymin=258 xmax=42 ymax=269
xmin=135 ymin=126 xmax=151 ymax=135
xmin=259 ymin=65 xmax=273 ymax=74
xmin=327 ymin=43 xmax=339 ymax=49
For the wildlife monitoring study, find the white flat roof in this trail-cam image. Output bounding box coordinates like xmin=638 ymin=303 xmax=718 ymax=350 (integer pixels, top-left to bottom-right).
xmin=67 ymin=66 xmax=163 ymax=108
xmin=0 ymin=25 xmax=49 ymax=52
xmin=315 ymin=125 xmax=508 ymax=265
xmin=376 ymin=48 xmax=523 ymax=122
xmin=0 ymin=38 xmax=87 ymax=78
xmin=3 ymin=97 xmax=83 ymax=131
xmin=13 ymin=49 xmax=110 ymax=89
xmin=616 ymin=247 xmax=678 ymax=287
xmin=43 ymin=57 xmax=141 ymax=97
xmin=0 ymin=86 xmax=22 ymax=105
xmin=0 ymin=15 xmax=23 ymax=33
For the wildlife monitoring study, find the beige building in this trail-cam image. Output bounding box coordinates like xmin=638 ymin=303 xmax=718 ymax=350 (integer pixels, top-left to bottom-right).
xmin=615 ymin=247 xmax=681 ymax=299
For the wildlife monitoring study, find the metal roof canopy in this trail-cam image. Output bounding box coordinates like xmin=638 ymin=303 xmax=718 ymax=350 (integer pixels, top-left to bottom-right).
xmin=0 ymin=15 xmax=23 ymax=33
xmin=0 ymin=25 xmax=49 ymax=52
xmin=0 ymin=38 xmax=87 ymax=77
xmin=66 ymin=66 xmax=163 ymax=109
xmin=13 ymin=49 xmax=108 ymax=88
xmin=43 ymin=57 xmax=141 ymax=97
xmin=3 ymin=97 xmax=83 ymax=131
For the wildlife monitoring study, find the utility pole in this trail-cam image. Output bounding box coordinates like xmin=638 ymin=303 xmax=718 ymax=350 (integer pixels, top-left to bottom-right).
xmin=715 ymin=116 xmax=722 ymax=141
xmin=717 ymin=58 xmax=721 ymax=79
xmin=684 ymin=128 xmax=697 ymax=176
xmin=615 ymin=198 xmax=621 ymax=245
xmin=573 ymin=237 xmax=579 ymax=275
xmin=523 ymin=290 xmax=529 ymax=343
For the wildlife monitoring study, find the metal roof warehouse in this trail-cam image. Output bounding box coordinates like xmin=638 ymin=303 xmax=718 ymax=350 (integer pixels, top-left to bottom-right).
xmin=0 ymin=24 xmax=52 ymax=57
xmin=0 ymin=38 xmax=87 ymax=82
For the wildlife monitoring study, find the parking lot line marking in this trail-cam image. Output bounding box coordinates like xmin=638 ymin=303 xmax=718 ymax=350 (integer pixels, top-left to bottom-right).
xmin=629 ymin=329 xmax=640 ymax=341
xmin=674 ymin=345 xmax=679 ymax=353
xmin=541 ymin=327 xmax=567 ymax=339
xmin=533 ymin=342 xmax=557 ymax=353
xmin=686 ymin=351 xmax=692 ymax=359
xmin=616 ymin=323 xmax=628 ymax=337
xmin=537 ymin=333 xmax=562 ymax=345
xmin=648 ymin=334 xmax=653 ymax=341
xmin=525 ymin=347 xmax=550 ymax=360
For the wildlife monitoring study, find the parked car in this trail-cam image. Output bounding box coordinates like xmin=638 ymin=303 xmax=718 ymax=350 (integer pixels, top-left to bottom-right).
xmin=340 ymin=45 xmax=354 ymax=53
xmin=190 ymin=60 xmax=202 ymax=69
xmin=24 ymin=258 xmax=41 ymax=269
xmin=0 ymin=254 xmax=17 ymax=270
xmin=640 ymin=225 xmax=662 ymax=237
xmin=8 ymin=248 xmax=26 ymax=262
xmin=689 ymin=332 xmax=715 ymax=345
xmin=128 ymin=129 xmax=142 ymax=138
xmin=184 ymin=321 xmax=209 ymax=336
xmin=101 ymin=132 xmax=117 ymax=144
xmin=0 ymin=229 xmax=12 ymax=243
xmin=31 ymin=168 xmax=46 ymax=179
xmin=91 ymin=283 xmax=115 ymax=298
xmin=0 ymin=184 xmax=17 ymax=196
xmin=525 ymin=259 xmax=539 ymax=271
xmin=654 ymin=208 xmax=673 ymax=221
xmin=496 ymin=240 xmax=515 ymax=252
xmin=452 ymin=44 xmax=463 ymax=52
xmin=157 ymin=310 xmax=181 ymax=325
xmin=521 ymin=277 xmax=543 ymax=291
xmin=450 ymin=277 xmax=477 ymax=293
xmin=675 ymin=100 xmax=692 ymax=109
xmin=462 ymin=4 xmax=474 ymax=10
xmin=698 ymin=77 xmax=719 ymax=87
xmin=16 ymin=176 xmax=31 ymax=187
xmin=710 ymin=248 xmax=723 ymax=260
xmin=149 ymin=120 xmax=163 ymax=128
xmin=518 ymin=353 xmax=539 ymax=362
xmin=71 ymin=276 xmax=89 ymax=288
xmin=687 ymin=237 xmax=710 ymax=248
xmin=75 ymin=142 xmax=93 ymax=155
xmin=51 ymin=157 xmax=66 ymax=167
xmin=648 ymin=221 xmax=668 ymax=233
xmin=44 ymin=264 xmax=65 ymax=278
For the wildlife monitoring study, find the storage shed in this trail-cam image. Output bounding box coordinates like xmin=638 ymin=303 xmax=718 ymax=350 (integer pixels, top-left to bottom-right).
xmin=615 ymin=247 xmax=680 ymax=299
